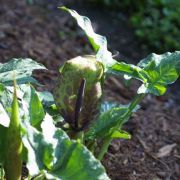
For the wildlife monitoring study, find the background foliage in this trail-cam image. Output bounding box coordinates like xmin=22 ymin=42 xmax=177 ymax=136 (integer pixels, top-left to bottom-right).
xmin=87 ymin=0 xmax=180 ymax=53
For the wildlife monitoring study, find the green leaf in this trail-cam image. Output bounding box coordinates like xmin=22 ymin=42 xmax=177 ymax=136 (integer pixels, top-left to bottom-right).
xmin=0 ymin=125 xmax=7 ymax=165
xmin=18 ymin=84 xmax=60 ymax=127
xmin=0 ymin=83 xmax=10 ymax=127
xmin=111 ymin=130 xmax=131 ymax=139
xmin=60 ymin=6 xmax=115 ymax=68
xmin=22 ymin=114 xmax=109 ymax=180
xmin=0 ymin=83 xmax=47 ymax=129
xmin=108 ymin=61 xmax=148 ymax=82
xmin=0 ymin=58 xmax=46 ymax=85
xmin=60 ymin=7 xmax=104 ymax=52
xmin=29 ymin=86 xmax=45 ymax=129
xmin=100 ymin=101 xmax=119 ymax=113
xmin=12 ymin=84 xmax=46 ymax=129
xmin=0 ymin=84 xmax=13 ymax=126
xmin=38 ymin=91 xmax=55 ymax=107
xmin=86 ymin=100 xmax=140 ymax=140
xmin=85 ymin=106 xmax=129 ymax=140
xmin=0 ymin=103 xmax=10 ymax=127
xmin=60 ymin=7 xmax=151 ymax=82
xmin=38 ymin=91 xmax=58 ymax=117
xmin=137 ymin=51 xmax=180 ymax=95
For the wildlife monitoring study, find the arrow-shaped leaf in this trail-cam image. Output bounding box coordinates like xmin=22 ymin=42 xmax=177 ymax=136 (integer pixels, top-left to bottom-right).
xmin=137 ymin=51 xmax=180 ymax=95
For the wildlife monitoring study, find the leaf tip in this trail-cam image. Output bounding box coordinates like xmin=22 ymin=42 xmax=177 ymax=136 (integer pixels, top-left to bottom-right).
xmin=58 ymin=6 xmax=68 ymax=12
xmin=13 ymin=71 xmax=17 ymax=97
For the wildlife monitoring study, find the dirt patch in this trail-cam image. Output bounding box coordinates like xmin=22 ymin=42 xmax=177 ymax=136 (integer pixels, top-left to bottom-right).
xmin=0 ymin=1 xmax=179 ymax=179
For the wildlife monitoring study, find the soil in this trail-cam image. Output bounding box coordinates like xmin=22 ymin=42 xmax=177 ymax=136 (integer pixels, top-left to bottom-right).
xmin=0 ymin=0 xmax=179 ymax=179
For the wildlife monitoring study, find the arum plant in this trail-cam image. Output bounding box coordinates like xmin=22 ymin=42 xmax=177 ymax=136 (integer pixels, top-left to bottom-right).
xmin=54 ymin=7 xmax=180 ymax=161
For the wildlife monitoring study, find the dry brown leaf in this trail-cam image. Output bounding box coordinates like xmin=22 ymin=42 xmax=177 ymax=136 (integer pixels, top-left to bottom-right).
xmin=156 ymin=143 xmax=177 ymax=158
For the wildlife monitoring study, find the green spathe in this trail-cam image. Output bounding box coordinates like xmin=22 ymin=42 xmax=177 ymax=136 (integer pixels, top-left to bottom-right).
xmin=60 ymin=55 xmax=103 ymax=85
xmin=53 ymin=55 xmax=104 ymax=130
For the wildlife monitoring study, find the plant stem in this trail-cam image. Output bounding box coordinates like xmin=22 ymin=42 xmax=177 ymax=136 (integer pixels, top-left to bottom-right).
xmin=97 ymin=93 xmax=145 ymax=161
xmin=120 ymin=93 xmax=145 ymax=126
xmin=97 ymin=137 xmax=112 ymax=160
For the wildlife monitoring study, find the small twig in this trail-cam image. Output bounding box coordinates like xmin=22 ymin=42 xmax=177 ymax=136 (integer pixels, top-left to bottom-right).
xmin=136 ymin=135 xmax=170 ymax=173
xmin=174 ymin=154 xmax=180 ymax=159
xmin=136 ymin=135 xmax=149 ymax=150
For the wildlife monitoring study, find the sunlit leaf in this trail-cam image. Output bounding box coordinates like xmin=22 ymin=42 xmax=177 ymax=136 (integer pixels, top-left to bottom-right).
xmin=61 ymin=7 xmax=150 ymax=83
xmin=0 ymin=58 xmax=46 ymax=85
xmin=86 ymin=102 xmax=139 ymax=140
xmin=108 ymin=61 xmax=148 ymax=82
xmin=22 ymin=114 xmax=109 ymax=180
xmin=85 ymin=106 xmax=129 ymax=140
xmin=38 ymin=91 xmax=54 ymax=107
xmin=29 ymin=86 xmax=45 ymax=129
xmin=111 ymin=130 xmax=131 ymax=139
xmin=0 ymin=103 xmax=10 ymax=127
xmin=60 ymin=6 xmax=115 ymax=68
xmin=137 ymin=51 xmax=180 ymax=95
